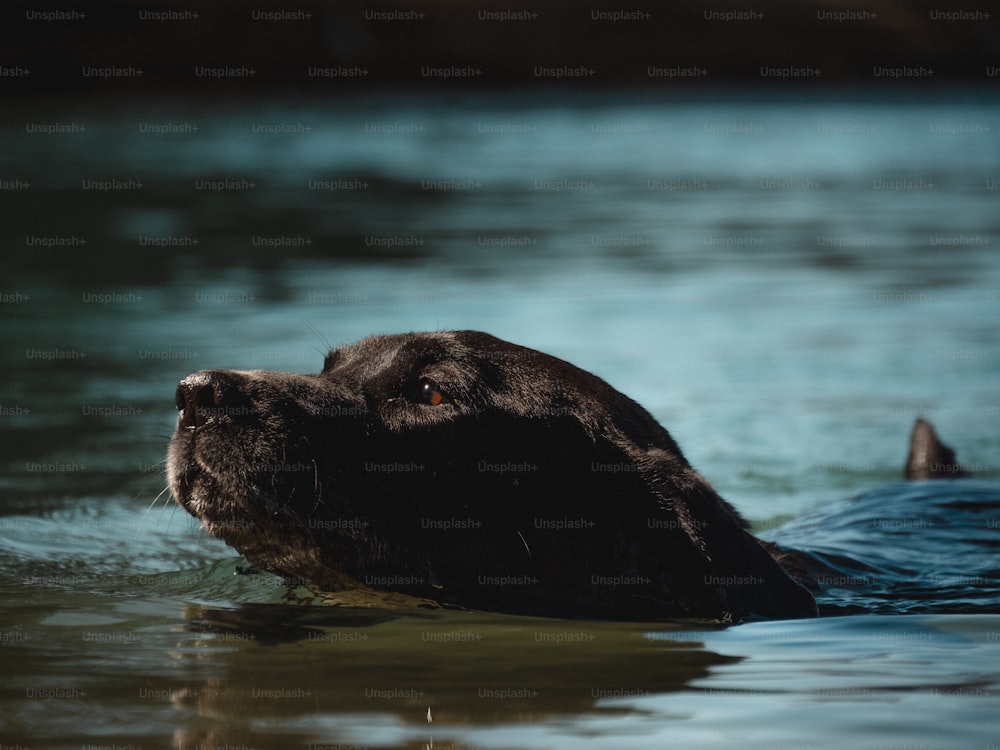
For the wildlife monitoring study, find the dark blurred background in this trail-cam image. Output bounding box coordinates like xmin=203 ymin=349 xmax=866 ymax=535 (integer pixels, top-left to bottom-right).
xmin=2 ymin=0 xmax=998 ymax=94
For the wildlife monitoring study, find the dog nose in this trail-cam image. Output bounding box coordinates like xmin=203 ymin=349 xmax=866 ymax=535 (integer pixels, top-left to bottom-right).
xmin=175 ymin=370 xmax=249 ymax=429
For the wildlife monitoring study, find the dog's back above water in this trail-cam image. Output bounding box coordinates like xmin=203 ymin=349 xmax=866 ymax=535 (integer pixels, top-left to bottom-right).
xmin=166 ymin=330 xmax=986 ymax=622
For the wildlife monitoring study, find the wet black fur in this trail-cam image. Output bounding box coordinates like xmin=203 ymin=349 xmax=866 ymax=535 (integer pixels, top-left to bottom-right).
xmin=168 ymin=330 xmax=822 ymax=620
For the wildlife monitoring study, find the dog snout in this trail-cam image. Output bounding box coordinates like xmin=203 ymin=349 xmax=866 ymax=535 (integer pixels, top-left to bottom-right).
xmin=175 ymin=370 xmax=251 ymax=429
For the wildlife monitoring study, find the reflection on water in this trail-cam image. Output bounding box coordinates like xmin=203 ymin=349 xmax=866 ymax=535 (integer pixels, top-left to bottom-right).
xmin=2 ymin=91 xmax=999 ymax=748
xmin=2 ymin=579 xmax=999 ymax=749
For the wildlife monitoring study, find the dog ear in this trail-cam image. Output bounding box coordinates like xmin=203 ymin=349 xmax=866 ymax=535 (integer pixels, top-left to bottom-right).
xmin=626 ymin=437 xmax=819 ymax=620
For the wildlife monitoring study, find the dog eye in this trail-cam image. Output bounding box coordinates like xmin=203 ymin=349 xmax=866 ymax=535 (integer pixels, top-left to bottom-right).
xmin=419 ymin=379 xmax=445 ymax=406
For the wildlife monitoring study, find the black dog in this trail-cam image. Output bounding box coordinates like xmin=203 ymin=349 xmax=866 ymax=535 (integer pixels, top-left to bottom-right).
xmin=167 ymin=331 xmax=951 ymax=621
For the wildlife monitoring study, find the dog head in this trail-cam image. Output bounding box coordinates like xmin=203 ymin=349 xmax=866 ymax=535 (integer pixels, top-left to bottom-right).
xmin=167 ymin=330 xmax=816 ymax=620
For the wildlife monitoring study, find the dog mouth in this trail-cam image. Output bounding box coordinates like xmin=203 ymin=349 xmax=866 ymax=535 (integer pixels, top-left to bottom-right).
xmin=167 ymin=429 xmax=249 ymax=538
xmin=166 ymin=389 xmax=367 ymax=555
xmin=167 ymin=420 xmax=390 ymax=593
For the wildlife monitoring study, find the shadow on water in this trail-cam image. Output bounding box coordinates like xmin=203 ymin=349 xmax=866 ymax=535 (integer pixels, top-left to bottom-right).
xmin=177 ymin=604 xmax=735 ymax=720
xmin=3 ymin=584 xmax=999 ymax=749
xmin=0 ymin=584 xmax=736 ymax=747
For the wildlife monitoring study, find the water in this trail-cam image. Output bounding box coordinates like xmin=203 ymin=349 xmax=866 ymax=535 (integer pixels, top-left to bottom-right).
xmin=2 ymin=91 xmax=999 ymax=748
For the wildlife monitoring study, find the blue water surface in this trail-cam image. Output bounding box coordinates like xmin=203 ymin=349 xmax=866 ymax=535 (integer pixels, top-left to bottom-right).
xmin=1 ymin=90 xmax=999 ymax=749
